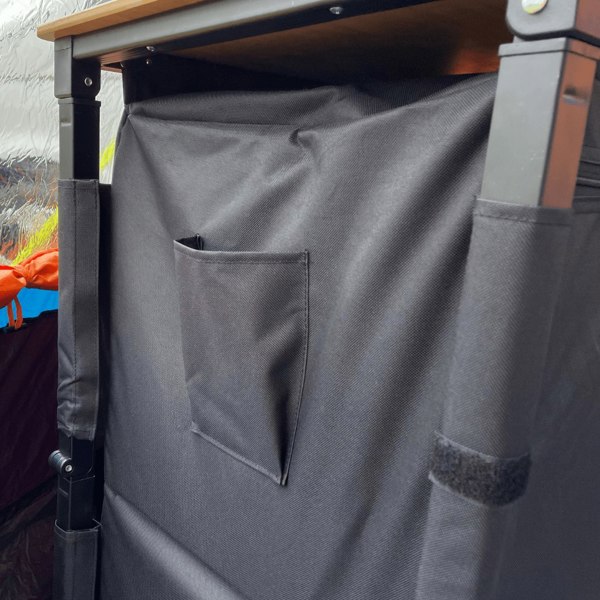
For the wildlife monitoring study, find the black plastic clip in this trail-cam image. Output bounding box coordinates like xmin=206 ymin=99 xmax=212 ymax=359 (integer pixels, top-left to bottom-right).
xmin=50 ymin=433 xmax=97 ymax=531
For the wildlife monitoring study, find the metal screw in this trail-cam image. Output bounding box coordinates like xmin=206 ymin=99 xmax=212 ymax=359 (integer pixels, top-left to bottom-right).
xmin=329 ymin=6 xmax=343 ymax=15
xmin=64 ymin=464 xmax=73 ymax=473
xmin=146 ymin=57 xmax=153 ymax=65
xmin=522 ymin=0 xmax=548 ymax=14
xmin=146 ymin=45 xmax=156 ymax=52
xmin=83 ymin=76 xmax=93 ymax=87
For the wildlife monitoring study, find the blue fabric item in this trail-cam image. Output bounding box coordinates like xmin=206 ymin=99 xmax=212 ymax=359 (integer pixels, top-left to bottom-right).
xmin=0 ymin=289 xmax=59 ymax=327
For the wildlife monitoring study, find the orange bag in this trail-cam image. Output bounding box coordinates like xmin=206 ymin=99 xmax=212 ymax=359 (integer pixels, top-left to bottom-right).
xmin=0 ymin=248 xmax=59 ymax=329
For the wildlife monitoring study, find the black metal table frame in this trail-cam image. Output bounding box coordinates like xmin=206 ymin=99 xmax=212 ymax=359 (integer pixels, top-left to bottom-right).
xmin=49 ymin=0 xmax=600 ymax=549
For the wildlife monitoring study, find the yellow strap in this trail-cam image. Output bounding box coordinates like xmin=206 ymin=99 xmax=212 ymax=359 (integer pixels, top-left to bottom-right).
xmin=10 ymin=137 xmax=115 ymax=266
xmin=11 ymin=209 xmax=58 ymax=266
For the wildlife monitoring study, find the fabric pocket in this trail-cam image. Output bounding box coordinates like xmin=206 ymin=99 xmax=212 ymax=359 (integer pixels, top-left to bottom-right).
xmin=173 ymin=239 xmax=309 ymax=485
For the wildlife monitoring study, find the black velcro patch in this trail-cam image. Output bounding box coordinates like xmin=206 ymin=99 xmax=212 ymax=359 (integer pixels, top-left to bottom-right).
xmin=430 ymin=433 xmax=531 ymax=507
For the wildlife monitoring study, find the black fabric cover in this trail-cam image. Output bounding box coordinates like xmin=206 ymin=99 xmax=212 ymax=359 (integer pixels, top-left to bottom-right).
xmin=90 ymin=73 xmax=600 ymax=599
xmin=0 ymin=481 xmax=55 ymax=600
xmin=0 ymin=311 xmax=57 ymax=510
xmin=53 ymin=523 xmax=99 ymax=600
xmin=57 ymin=180 xmax=101 ymax=441
xmin=0 ymin=312 xmax=58 ymax=599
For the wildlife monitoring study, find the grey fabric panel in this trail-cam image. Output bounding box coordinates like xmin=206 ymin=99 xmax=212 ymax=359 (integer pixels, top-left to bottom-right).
xmin=53 ymin=522 xmax=99 ymax=600
xmin=442 ymin=198 xmax=573 ymax=458
xmin=417 ymin=198 xmax=573 ymax=599
xmin=498 ymin=201 xmax=600 ymax=600
xmin=174 ymin=242 xmax=309 ymax=484
xmin=101 ymin=485 xmax=248 ymax=600
xmin=57 ymin=180 xmax=101 ymax=440
xmin=416 ymin=485 xmax=520 ymax=600
xmin=99 ymin=73 xmax=600 ymax=599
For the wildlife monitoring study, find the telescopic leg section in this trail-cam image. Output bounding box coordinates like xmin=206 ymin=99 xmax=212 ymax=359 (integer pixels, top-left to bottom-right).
xmin=482 ymin=0 xmax=600 ymax=208
xmin=51 ymin=36 xmax=102 ymax=600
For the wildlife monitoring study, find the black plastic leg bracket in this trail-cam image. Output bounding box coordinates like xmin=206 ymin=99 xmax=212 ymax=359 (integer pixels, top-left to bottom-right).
xmin=507 ymin=0 xmax=600 ymax=47
xmin=50 ymin=433 xmax=96 ymax=531
xmin=482 ymin=0 xmax=600 ymax=208
xmin=482 ymin=36 xmax=600 ymax=208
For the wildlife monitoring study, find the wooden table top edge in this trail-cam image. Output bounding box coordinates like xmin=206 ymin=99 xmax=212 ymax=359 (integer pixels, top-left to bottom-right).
xmin=37 ymin=0 xmax=208 ymax=42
